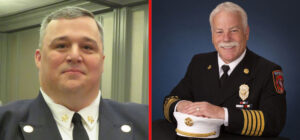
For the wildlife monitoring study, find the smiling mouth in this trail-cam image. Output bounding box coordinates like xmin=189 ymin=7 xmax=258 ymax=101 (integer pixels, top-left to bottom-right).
xmin=221 ymin=45 xmax=236 ymax=49
xmin=218 ymin=42 xmax=239 ymax=49
xmin=63 ymin=69 xmax=85 ymax=74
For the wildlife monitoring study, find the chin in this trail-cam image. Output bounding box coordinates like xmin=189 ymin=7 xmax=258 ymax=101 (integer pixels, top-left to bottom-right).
xmin=62 ymin=81 xmax=84 ymax=91
xmin=223 ymin=55 xmax=236 ymax=63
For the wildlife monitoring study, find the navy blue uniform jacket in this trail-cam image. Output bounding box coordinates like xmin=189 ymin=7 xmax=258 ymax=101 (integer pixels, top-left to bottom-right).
xmin=0 ymin=92 xmax=148 ymax=140
xmin=163 ymin=49 xmax=286 ymax=137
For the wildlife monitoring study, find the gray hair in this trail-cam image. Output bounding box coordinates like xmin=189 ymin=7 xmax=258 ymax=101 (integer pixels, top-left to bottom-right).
xmin=39 ymin=6 xmax=104 ymax=48
xmin=209 ymin=2 xmax=248 ymax=31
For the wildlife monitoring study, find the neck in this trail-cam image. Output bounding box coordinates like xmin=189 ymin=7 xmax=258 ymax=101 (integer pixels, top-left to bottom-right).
xmin=42 ymin=87 xmax=99 ymax=112
xmin=223 ymin=60 xmax=232 ymax=64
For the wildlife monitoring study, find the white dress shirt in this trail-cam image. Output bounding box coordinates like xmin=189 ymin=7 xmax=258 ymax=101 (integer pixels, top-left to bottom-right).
xmin=218 ymin=49 xmax=246 ymax=126
xmin=40 ymin=88 xmax=100 ymax=140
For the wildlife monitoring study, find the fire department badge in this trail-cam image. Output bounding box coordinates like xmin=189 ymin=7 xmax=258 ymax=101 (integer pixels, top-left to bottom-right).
xmin=184 ymin=117 xmax=193 ymax=126
xmin=239 ymin=84 xmax=249 ymax=101
xmin=272 ymin=70 xmax=284 ymax=94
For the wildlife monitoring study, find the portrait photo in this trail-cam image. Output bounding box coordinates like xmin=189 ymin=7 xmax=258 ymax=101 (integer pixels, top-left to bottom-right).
xmin=152 ymin=0 xmax=300 ymax=139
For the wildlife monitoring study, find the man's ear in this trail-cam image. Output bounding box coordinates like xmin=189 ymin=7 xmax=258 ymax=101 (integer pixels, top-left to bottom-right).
xmin=100 ymin=55 xmax=105 ymax=73
xmin=35 ymin=49 xmax=41 ymax=69
xmin=246 ymin=26 xmax=250 ymax=40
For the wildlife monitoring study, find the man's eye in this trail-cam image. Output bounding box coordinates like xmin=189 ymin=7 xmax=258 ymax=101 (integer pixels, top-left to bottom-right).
xmin=56 ymin=44 xmax=66 ymax=49
xmin=83 ymin=45 xmax=92 ymax=50
xmin=216 ymin=31 xmax=223 ymax=34
xmin=231 ymin=29 xmax=238 ymax=32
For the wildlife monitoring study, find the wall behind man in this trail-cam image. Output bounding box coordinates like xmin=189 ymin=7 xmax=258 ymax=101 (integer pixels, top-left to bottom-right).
xmin=0 ymin=1 xmax=148 ymax=105
xmin=152 ymin=0 xmax=300 ymax=138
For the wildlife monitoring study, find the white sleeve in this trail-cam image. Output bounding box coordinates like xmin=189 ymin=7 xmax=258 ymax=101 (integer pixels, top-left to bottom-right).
xmin=223 ymin=107 xmax=229 ymax=126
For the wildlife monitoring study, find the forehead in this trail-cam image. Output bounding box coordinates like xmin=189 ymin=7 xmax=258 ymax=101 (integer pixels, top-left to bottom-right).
xmin=44 ymin=17 xmax=101 ymax=43
xmin=213 ymin=11 xmax=242 ymax=27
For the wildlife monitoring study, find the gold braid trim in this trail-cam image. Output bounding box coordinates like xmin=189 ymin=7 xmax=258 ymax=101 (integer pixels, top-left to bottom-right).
xmin=258 ymin=111 xmax=265 ymax=136
xmin=175 ymin=128 xmax=216 ymax=137
xmin=249 ymin=110 xmax=257 ymax=136
xmin=254 ymin=110 xmax=261 ymax=136
xmin=241 ymin=109 xmax=248 ymax=135
xmin=245 ymin=110 xmax=252 ymax=135
xmin=163 ymin=96 xmax=179 ymax=122
xmin=241 ymin=110 xmax=265 ymax=136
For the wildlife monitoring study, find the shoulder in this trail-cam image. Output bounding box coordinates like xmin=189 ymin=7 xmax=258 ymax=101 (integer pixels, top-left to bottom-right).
xmin=102 ymin=99 xmax=148 ymax=111
xmin=101 ymin=99 xmax=148 ymax=137
xmin=192 ymin=51 xmax=217 ymax=61
xmin=0 ymin=99 xmax=32 ymax=117
xmin=0 ymin=99 xmax=33 ymax=131
xmin=101 ymin=98 xmax=148 ymax=119
xmin=187 ymin=51 xmax=217 ymax=68
xmin=248 ymin=50 xmax=282 ymax=71
xmin=101 ymin=99 xmax=148 ymax=139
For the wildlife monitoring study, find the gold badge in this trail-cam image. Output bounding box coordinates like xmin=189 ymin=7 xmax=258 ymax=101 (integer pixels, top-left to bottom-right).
xmin=207 ymin=65 xmax=212 ymax=70
xmin=244 ymin=68 xmax=249 ymax=74
xmin=239 ymin=84 xmax=249 ymax=101
xmin=184 ymin=117 xmax=193 ymax=126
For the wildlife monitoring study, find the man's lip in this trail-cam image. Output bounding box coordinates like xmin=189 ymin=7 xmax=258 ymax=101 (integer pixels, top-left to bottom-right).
xmin=63 ymin=69 xmax=85 ymax=74
xmin=221 ymin=46 xmax=236 ymax=49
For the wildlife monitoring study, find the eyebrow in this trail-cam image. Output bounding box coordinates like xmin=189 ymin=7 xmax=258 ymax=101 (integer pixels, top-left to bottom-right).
xmin=49 ymin=36 xmax=98 ymax=47
xmin=48 ymin=36 xmax=69 ymax=47
xmin=215 ymin=26 xmax=241 ymax=31
xmin=229 ymin=26 xmax=241 ymax=30
xmin=51 ymin=36 xmax=68 ymax=42
xmin=82 ymin=37 xmax=98 ymax=47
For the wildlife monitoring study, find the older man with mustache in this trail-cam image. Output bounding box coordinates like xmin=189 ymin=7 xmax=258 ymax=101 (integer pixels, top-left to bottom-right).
xmin=163 ymin=1 xmax=286 ymax=138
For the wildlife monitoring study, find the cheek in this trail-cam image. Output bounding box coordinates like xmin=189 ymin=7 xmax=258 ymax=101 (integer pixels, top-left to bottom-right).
xmin=86 ymin=56 xmax=103 ymax=74
xmin=232 ymin=34 xmax=244 ymax=43
xmin=212 ymin=36 xmax=218 ymax=46
xmin=213 ymin=36 xmax=223 ymax=44
xmin=42 ymin=53 xmax=65 ymax=74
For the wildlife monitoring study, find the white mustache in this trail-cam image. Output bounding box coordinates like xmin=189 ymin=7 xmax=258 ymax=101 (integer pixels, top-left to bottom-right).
xmin=218 ymin=42 xmax=239 ymax=48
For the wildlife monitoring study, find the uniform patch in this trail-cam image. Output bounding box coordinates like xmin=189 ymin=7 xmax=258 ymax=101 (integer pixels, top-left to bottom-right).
xmin=272 ymin=70 xmax=284 ymax=94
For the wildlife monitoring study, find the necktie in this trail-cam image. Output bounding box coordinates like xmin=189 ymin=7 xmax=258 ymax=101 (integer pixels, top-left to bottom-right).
xmin=72 ymin=113 xmax=89 ymax=140
xmin=220 ymin=65 xmax=230 ymax=87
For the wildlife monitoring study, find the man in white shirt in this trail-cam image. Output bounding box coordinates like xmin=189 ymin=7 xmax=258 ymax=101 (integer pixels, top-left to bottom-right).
xmin=0 ymin=7 xmax=148 ymax=140
xmin=163 ymin=1 xmax=286 ymax=138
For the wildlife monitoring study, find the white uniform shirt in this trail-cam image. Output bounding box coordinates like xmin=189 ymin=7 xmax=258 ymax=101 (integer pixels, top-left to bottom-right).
xmin=40 ymin=88 xmax=100 ymax=140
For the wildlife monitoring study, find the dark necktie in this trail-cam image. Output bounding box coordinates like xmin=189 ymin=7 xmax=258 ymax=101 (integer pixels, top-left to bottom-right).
xmin=220 ymin=65 xmax=230 ymax=87
xmin=72 ymin=113 xmax=89 ymax=140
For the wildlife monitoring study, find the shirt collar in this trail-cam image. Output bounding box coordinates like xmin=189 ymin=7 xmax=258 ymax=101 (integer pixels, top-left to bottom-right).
xmin=40 ymin=88 xmax=101 ymax=130
xmin=218 ymin=49 xmax=246 ymax=77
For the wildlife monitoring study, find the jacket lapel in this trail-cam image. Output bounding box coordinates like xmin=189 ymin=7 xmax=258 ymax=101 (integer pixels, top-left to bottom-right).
xmin=98 ymin=99 xmax=133 ymax=140
xmin=19 ymin=93 xmax=62 ymax=140
xmin=203 ymin=52 xmax=222 ymax=104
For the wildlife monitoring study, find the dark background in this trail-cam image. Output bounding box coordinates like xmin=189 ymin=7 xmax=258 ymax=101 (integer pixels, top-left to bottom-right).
xmin=152 ymin=0 xmax=300 ymax=138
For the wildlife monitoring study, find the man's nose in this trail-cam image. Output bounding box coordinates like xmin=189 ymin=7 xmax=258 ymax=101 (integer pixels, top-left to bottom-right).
xmin=66 ymin=45 xmax=83 ymax=64
xmin=223 ymin=32 xmax=231 ymax=42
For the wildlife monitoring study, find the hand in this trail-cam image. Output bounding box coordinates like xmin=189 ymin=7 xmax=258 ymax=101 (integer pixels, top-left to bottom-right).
xmin=176 ymin=100 xmax=193 ymax=112
xmin=177 ymin=101 xmax=225 ymax=119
